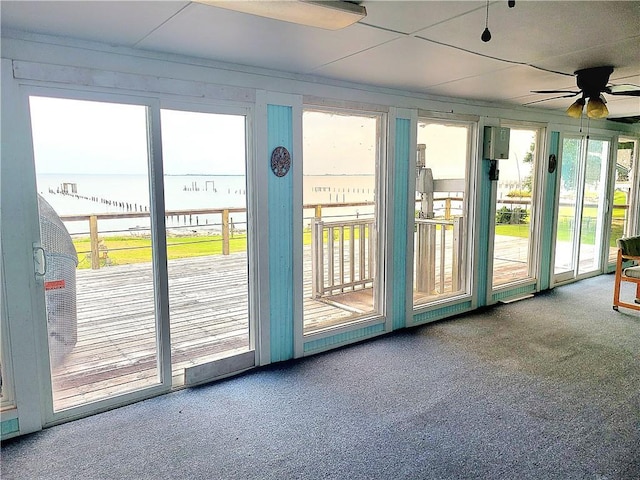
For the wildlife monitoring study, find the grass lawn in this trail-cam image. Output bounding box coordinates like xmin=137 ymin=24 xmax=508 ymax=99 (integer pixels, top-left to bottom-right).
xmin=73 ymin=229 xmax=356 ymax=268
xmin=496 ymin=218 xmax=624 ymax=247
xmin=74 ymin=235 xmax=248 ymax=269
xmin=497 ymin=191 xmax=626 ymax=246
xmin=76 ymin=200 xmax=627 ymax=268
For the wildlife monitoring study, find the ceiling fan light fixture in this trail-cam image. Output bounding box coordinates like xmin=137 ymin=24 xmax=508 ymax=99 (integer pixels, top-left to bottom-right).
xmin=566 ymin=98 xmax=585 ymax=118
xmin=586 ymin=96 xmax=609 ymax=119
xmin=197 ymin=0 xmax=367 ymax=30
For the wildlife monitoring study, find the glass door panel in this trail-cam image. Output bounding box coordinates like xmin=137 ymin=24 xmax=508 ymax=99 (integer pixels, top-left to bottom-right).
xmin=29 ymin=97 xmax=161 ymax=411
xmin=554 ymin=137 xmax=582 ymax=276
xmin=609 ymin=138 xmax=637 ymax=263
xmin=160 ymin=109 xmax=251 ymax=386
xmin=302 ymin=109 xmax=383 ymax=335
xmin=492 ymin=128 xmax=538 ymax=287
xmin=413 ymin=120 xmax=470 ymax=305
xmin=577 ymin=139 xmax=609 ymax=275
xmin=554 ymin=135 xmax=612 ymax=283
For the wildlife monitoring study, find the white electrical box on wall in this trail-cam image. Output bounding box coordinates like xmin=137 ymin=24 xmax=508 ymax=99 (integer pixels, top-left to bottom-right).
xmin=483 ymin=126 xmax=510 ymax=160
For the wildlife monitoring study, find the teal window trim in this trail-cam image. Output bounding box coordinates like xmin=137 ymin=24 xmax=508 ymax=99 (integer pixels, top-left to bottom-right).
xmin=391 ymin=117 xmax=412 ymax=330
xmin=1 ymin=417 xmax=19 ymax=436
xmin=303 ymin=323 xmax=385 ymax=354
xmin=267 ymin=104 xmax=294 ymax=362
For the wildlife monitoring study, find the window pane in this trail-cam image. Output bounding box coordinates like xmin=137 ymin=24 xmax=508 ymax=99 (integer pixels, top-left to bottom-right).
xmin=555 ymin=137 xmax=582 ymax=275
xmin=302 ymin=110 xmax=382 ymax=335
xmin=160 ymin=109 xmax=250 ymax=386
xmin=493 ymin=129 xmax=537 ymax=287
xmin=577 ymin=139 xmax=609 ymax=275
xmin=414 ymin=121 xmax=470 ymax=306
xmin=610 ymin=138 xmax=637 ymax=263
xmin=30 ymin=97 xmax=160 ymax=411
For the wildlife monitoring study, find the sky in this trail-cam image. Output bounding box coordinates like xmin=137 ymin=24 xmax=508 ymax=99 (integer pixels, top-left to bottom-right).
xmin=29 ymin=96 xmax=246 ymax=176
xmin=303 ymin=110 xmax=378 ymax=176
xmin=29 ymin=96 xmax=534 ymax=182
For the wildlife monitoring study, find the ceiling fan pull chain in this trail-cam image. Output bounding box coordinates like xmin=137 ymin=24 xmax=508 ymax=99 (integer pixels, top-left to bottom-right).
xmin=481 ymin=0 xmax=491 ymax=42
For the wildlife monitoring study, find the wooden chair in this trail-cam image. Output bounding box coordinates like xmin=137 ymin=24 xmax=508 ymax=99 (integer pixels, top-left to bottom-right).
xmin=613 ymin=236 xmax=640 ymax=312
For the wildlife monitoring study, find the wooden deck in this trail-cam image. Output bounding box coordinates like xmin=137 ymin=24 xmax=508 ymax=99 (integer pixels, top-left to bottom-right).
xmin=51 ymin=247 xmax=370 ymax=410
xmin=50 ymin=236 xmax=536 ymax=411
xmin=492 ymin=235 xmax=531 ymax=286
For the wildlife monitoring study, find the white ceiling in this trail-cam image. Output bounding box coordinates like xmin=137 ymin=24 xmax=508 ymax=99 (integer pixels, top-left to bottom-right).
xmin=2 ymin=1 xmax=639 ymax=120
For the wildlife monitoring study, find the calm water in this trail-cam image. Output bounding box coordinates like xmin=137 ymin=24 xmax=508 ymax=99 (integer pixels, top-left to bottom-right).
xmin=37 ymin=174 xmax=378 ymax=236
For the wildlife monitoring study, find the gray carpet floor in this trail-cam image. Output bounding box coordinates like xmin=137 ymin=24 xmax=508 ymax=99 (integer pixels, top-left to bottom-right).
xmin=2 ymin=274 xmax=639 ymax=480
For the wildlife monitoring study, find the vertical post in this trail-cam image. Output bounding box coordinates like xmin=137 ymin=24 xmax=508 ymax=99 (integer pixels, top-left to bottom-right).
xmin=316 ymin=220 xmax=324 ymax=298
xmin=428 ymin=223 xmax=436 ymax=293
xmin=623 ymin=190 xmax=629 ymax=237
xmin=416 ymin=223 xmax=425 ymax=292
xmin=89 ymin=215 xmax=100 ymax=270
xmin=416 ymin=222 xmax=435 ymax=294
xmin=315 ymin=204 xmax=322 ymax=219
xmin=368 ymin=220 xmax=375 ymax=287
xmin=445 ymin=198 xmax=452 ymax=220
xmin=311 ymin=218 xmax=318 ymax=298
xmin=439 ymin=224 xmax=446 ymax=292
xmin=452 ymin=217 xmax=463 ymax=292
xmin=349 ymin=224 xmax=355 ymax=288
xmin=222 ymin=209 xmax=230 ymax=255
xmin=359 ymin=224 xmax=366 ymax=282
xmin=338 ymin=226 xmax=345 ymax=292
xmin=328 ymin=226 xmax=335 ymax=293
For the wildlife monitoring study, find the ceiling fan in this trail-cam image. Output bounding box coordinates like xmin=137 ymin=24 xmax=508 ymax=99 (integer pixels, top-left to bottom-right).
xmin=530 ymin=66 xmax=640 ymax=119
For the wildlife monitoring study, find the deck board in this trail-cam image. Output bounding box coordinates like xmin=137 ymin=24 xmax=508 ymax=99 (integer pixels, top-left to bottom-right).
xmin=50 ymin=236 xmax=535 ymax=411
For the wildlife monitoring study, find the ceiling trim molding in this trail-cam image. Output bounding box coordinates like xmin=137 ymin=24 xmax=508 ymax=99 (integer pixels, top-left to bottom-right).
xmin=3 ymin=31 xmax=637 ymax=135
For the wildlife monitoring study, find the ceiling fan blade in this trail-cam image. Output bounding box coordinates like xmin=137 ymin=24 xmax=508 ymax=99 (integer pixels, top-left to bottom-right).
xmin=606 ymin=84 xmax=640 ymax=95
xmin=531 ymin=90 xmax=580 ymax=95
xmin=523 ymin=93 xmax=580 ymax=106
xmin=607 ymin=90 xmax=640 ymax=97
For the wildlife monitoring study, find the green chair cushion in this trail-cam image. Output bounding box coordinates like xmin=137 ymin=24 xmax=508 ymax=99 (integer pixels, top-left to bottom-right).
xmin=617 ymin=236 xmax=640 ymax=257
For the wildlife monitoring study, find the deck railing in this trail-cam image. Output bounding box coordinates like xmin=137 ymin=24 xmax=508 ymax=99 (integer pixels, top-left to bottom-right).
xmin=310 ymin=217 xmax=375 ymax=298
xmin=414 ymin=217 xmax=464 ymax=295
xmin=61 ymin=202 xmax=377 ymax=270
xmin=61 ymin=208 xmax=245 ymax=269
xmin=59 ymin=198 xmax=629 ymax=272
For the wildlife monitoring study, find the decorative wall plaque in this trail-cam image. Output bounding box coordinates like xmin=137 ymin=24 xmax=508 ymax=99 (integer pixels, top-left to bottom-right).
xmin=270 ymin=146 xmax=291 ymax=177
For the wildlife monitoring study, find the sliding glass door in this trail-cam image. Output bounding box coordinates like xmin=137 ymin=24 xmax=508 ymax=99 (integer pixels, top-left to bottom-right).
xmin=554 ymin=135 xmax=611 ymax=283
xmin=28 ymin=95 xmax=255 ymax=417
xmin=29 ymin=96 xmax=165 ymax=412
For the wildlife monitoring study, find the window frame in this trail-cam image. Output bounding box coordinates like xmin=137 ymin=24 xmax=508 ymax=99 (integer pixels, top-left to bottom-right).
xmin=300 ymin=105 xmax=389 ymax=340
xmin=411 ymin=115 xmax=478 ymax=314
xmin=15 ymin=83 xmax=259 ymax=427
xmin=489 ymin=124 xmax=546 ymax=294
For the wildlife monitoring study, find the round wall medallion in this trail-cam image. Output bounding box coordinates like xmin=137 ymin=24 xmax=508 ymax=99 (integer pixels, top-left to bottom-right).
xmin=270 ymin=146 xmax=291 ymax=177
